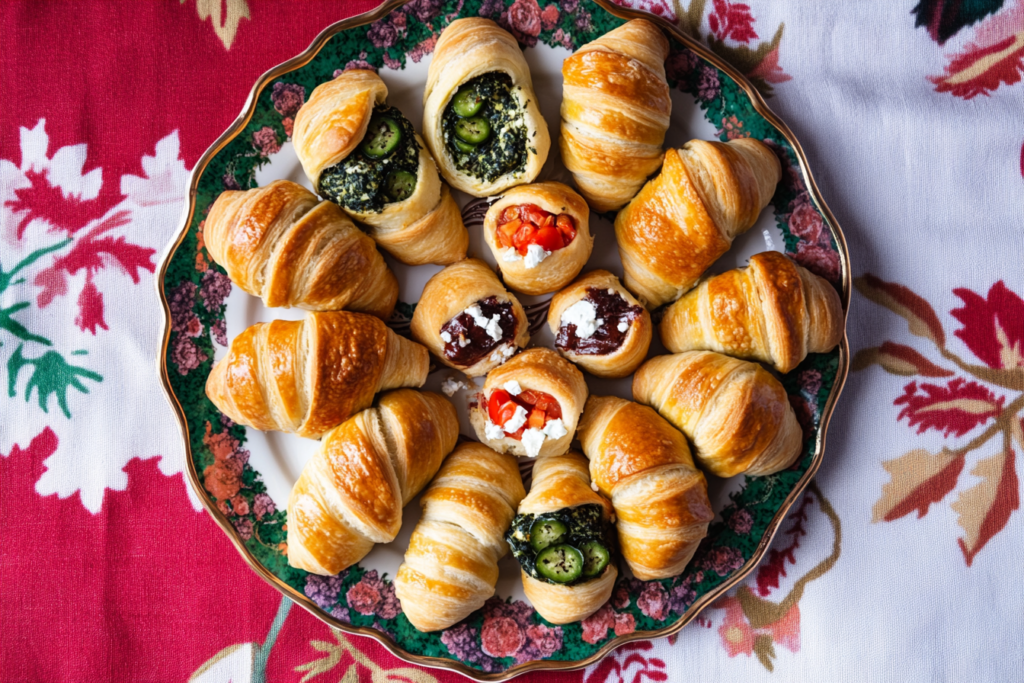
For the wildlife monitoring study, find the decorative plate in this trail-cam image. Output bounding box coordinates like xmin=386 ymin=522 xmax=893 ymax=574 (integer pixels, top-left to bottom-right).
xmin=157 ymin=0 xmax=851 ymax=679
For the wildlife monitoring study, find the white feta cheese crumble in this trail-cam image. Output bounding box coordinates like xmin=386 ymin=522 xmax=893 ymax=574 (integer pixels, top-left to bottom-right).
xmin=441 ymin=377 xmax=469 ymax=397
xmin=440 ymin=331 xmax=452 ymax=343
xmin=483 ymin=316 xmax=503 ymax=341
xmin=617 ymin=321 xmax=629 ymax=333
xmin=501 ymin=248 xmax=521 ymax=263
xmin=608 ymin=288 xmax=616 ymax=295
xmin=490 ymin=344 xmax=516 ymax=362
xmin=503 ymin=405 xmax=529 ymax=434
xmin=542 ymin=418 xmax=567 ymax=439
xmin=463 ymin=304 xmax=503 ymax=342
xmin=523 ymin=243 xmax=551 ymax=269
xmin=591 ymin=481 xmax=599 ymax=492
xmin=458 ymin=335 xmax=469 ymax=347
xmin=484 ymin=420 xmax=506 ymax=441
xmin=521 ymin=428 xmax=546 ymax=457
xmin=503 ymin=380 xmax=522 ymax=395
xmin=561 ymin=300 xmax=603 ymax=338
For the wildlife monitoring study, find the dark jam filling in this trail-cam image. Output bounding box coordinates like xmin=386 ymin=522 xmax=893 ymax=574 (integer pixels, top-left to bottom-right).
xmin=556 ymin=287 xmax=643 ymax=356
xmin=506 ymin=504 xmax=614 ymax=585
xmin=442 ymin=73 xmax=529 ymax=184
xmin=318 ymin=104 xmax=419 ymax=214
xmin=439 ymin=296 xmax=516 ymax=366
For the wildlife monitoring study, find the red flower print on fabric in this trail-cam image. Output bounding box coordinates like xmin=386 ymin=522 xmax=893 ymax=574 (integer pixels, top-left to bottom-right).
xmin=708 ymin=0 xmax=758 ymax=43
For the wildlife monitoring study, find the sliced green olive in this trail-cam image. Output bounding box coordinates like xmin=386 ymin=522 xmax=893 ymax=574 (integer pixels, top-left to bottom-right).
xmin=529 ymin=518 xmax=567 ymax=552
xmin=385 ymin=170 xmax=417 ymax=202
xmin=580 ymin=541 xmax=611 ymax=578
xmin=453 ymin=138 xmax=478 ymax=153
xmin=455 ymin=116 xmax=491 ymax=144
xmin=536 ymin=544 xmax=584 ymax=583
xmin=452 ymin=87 xmax=484 ymax=117
xmin=360 ymin=115 xmax=402 ymax=158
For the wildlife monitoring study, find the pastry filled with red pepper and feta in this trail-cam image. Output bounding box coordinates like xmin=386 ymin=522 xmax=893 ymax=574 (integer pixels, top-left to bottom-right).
xmin=470 ymin=347 xmax=588 ymax=458
xmin=411 ymin=258 xmax=530 ymax=377
xmin=548 ymin=270 xmax=653 ymax=378
xmin=483 ymin=182 xmax=593 ymax=296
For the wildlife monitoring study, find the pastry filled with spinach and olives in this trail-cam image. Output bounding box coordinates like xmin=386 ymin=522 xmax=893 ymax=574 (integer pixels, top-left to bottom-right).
xmin=507 ymin=452 xmax=617 ymax=624
xmin=292 ymin=69 xmax=468 ymax=266
xmin=422 ymin=18 xmax=550 ymax=196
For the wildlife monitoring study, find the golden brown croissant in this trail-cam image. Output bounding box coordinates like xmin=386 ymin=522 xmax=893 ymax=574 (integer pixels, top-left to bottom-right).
xmin=205 ymin=311 xmax=428 ymax=439
xmin=577 ymin=396 xmax=713 ymax=580
xmin=203 ymin=179 xmax=397 ymax=317
xmin=560 ymin=19 xmax=671 ymax=213
xmin=292 ymin=70 xmax=467 ymax=266
xmin=287 ymin=389 xmax=459 ymax=575
xmin=661 ymin=251 xmax=844 ymax=373
xmin=615 ymin=139 xmax=782 ymax=309
xmin=394 ymin=442 xmax=525 ymax=632
xmin=515 ymin=452 xmax=617 ymax=624
xmin=632 ymin=351 xmax=802 ymax=477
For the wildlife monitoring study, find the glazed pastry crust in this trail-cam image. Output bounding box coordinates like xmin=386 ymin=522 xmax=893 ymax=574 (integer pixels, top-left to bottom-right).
xmin=410 ymin=258 xmax=530 ymax=377
xmin=616 ymin=139 xmax=782 ymax=309
xmin=632 ymin=351 xmax=803 ymax=477
xmin=470 ymin=348 xmax=588 ymax=458
xmin=560 ymin=19 xmax=671 ymax=213
xmin=287 ymin=389 xmax=459 ymax=575
xmin=205 ymin=311 xmax=429 ymax=439
xmin=547 ymin=270 xmax=653 ymax=378
xmin=483 ymin=182 xmax=594 ymax=296
xmin=661 ymin=251 xmax=844 ymax=373
xmin=577 ymin=396 xmax=713 ymax=580
xmin=518 ymin=452 xmax=616 ymax=624
xmin=394 ymin=442 xmax=526 ymax=632
xmin=422 ymin=18 xmax=550 ymax=196
xmin=204 ymin=180 xmax=397 ymax=317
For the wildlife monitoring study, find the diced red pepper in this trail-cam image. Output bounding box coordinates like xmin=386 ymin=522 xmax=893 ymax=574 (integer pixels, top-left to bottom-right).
xmin=527 ymin=408 xmax=546 ymax=430
xmin=497 ymin=401 xmax=519 ymax=427
xmin=516 ymin=390 xmax=540 ymax=406
xmin=488 ymin=389 xmax=511 ymax=423
xmin=533 ymin=226 xmax=564 ymax=252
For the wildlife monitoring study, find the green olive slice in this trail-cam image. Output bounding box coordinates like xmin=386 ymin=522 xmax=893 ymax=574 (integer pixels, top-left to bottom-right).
xmin=529 ymin=518 xmax=567 ymax=553
xmin=536 ymin=544 xmax=584 ymax=583
xmin=580 ymin=541 xmax=611 ymax=578
xmin=360 ymin=115 xmax=402 ymax=159
xmin=385 ymin=170 xmax=417 ymax=202
xmin=455 ymin=116 xmax=491 ymax=144
xmin=452 ymin=87 xmax=484 ymax=117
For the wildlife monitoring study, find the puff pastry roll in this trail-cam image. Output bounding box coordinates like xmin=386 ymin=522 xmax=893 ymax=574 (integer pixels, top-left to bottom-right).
xmin=204 ymin=180 xmax=397 ymax=318
xmin=633 ymin=351 xmax=802 ymax=477
xmin=507 ymin=452 xmax=617 ymax=624
xmin=616 ymin=139 xmax=782 ymax=309
xmin=206 ymin=311 xmax=428 ymax=439
xmin=292 ymin=70 xmax=468 ymax=266
xmin=410 ymin=258 xmax=529 ymax=377
xmin=287 ymin=389 xmax=459 ymax=575
xmin=577 ymin=396 xmax=713 ymax=580
xmin=422 ymin=18 xmax=550 ymax=196
xmin=470 ymin=347 xmax=588 ymax=459
xmin=548 ymin=270 xmax=652 ymax=378
xmin=394 ymin=442 xmax=525 ymax=632
xmin=661 ymin=251 xmax=843 ymax=373
xmin=560 ymin=19 xmax=671 ymax=213
xmin=483 ymin=182 xmax=594 ymax=295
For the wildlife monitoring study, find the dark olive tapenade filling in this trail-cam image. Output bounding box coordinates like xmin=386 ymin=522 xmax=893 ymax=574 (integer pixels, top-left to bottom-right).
xmin=506 ymin=504 xmax=615 ymax=585
xmin=556 ymin=287 xmax=643 ymax=356
xmin=318 ymin=104 xmax=419 ymax=214
xmin=442 ymin=72 xmax=529 ymax=184
xmin=439 ymin=296 xmax=517 ymax=366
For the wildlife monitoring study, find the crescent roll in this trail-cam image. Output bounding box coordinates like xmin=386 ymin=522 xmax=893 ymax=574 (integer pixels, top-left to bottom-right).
xmin=410 ymin=258 xmax=529 ymax=377
xmin=470 ymin=347 xmax=588 ymax=459
xmin=287 ymin=389 xmax=459 ymax=575
xmin=204 ymin=180 xmax=397 ymax=318
xmin=661 ymin=251 xmax=844 ymax=373
xmin=422 ymin=18 xmax=550 ymax=196
xmin=633 ymin=351 xmax=803 ymax=477
xmin=560 ymin=19 xmax=671 ymax=213
xmin=513 ymin=452 xmax=617 ymax=624
xmin=577 ymin=396 xmax=713 ymax=580
xmin=394 ymin=442 xmax=525 ymax=632
xmin=483 ymin=182 xmax=594 ymax=296
xmin=616 ymin=139 xmax=783 ymax=309
xmin=292 ymin=70 xmax=468 ymax=265
xmin=548 ymin=270 xmax=653 ymax=378
xmin=205 ymin=311 xmax=428 ymax=439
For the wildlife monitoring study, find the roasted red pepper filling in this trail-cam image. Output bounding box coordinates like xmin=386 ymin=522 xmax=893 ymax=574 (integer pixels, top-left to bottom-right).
xmin=496 ymin=203 xmax=577 ymax=255
xmin=487 ymin=388 xmax=562 ymax=441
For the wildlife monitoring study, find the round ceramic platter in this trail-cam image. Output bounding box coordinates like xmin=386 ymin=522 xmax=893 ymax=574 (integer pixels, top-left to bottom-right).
xmin=157 ymin=0 xmax=851 ymax=678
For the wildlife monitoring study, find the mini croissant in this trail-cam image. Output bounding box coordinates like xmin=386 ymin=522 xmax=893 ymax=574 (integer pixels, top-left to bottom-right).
xmin=661 ymin=251 xmax=844 ymax=373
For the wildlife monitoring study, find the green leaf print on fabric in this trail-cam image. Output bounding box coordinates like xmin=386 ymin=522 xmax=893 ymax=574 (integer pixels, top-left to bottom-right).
xmin=6 ymin=345 xmax=103 ymax=418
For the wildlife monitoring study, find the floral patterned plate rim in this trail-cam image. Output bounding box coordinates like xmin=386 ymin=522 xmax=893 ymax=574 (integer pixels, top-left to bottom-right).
xmin=156 ymin=0 xmax=852 ymax=679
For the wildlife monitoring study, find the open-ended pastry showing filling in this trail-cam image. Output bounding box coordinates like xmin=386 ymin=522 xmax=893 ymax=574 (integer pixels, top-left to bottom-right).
xmin=484 ymin=383 xmax=567 ymax=457
xmin=556 ymin=287 xmax=643 ymax=356
xmin=439 ymin=296 xmax=517 ymax=366
xmin=507 ymin=504 xmax=614 ymax=585
xmin=496 ymin=203 xmax=577 ymax=269
xmin=442 ymin=72 xmax=530 ymax=183
xmin=318 ymin=104 xmax=419 ymax=213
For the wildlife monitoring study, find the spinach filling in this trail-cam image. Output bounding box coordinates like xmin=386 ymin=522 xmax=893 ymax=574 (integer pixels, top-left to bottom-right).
xmin=442 ymin=72 xmax=529 ymax=184
xmin=506 ymin=504 xmax=615 ymax=586
xmin=318 ymin=104 xmax=419 ymax=214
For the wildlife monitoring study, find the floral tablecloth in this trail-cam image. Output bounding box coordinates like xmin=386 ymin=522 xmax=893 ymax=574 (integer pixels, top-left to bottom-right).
xmin=2 ymin=1 xmax=1022 ymax=681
